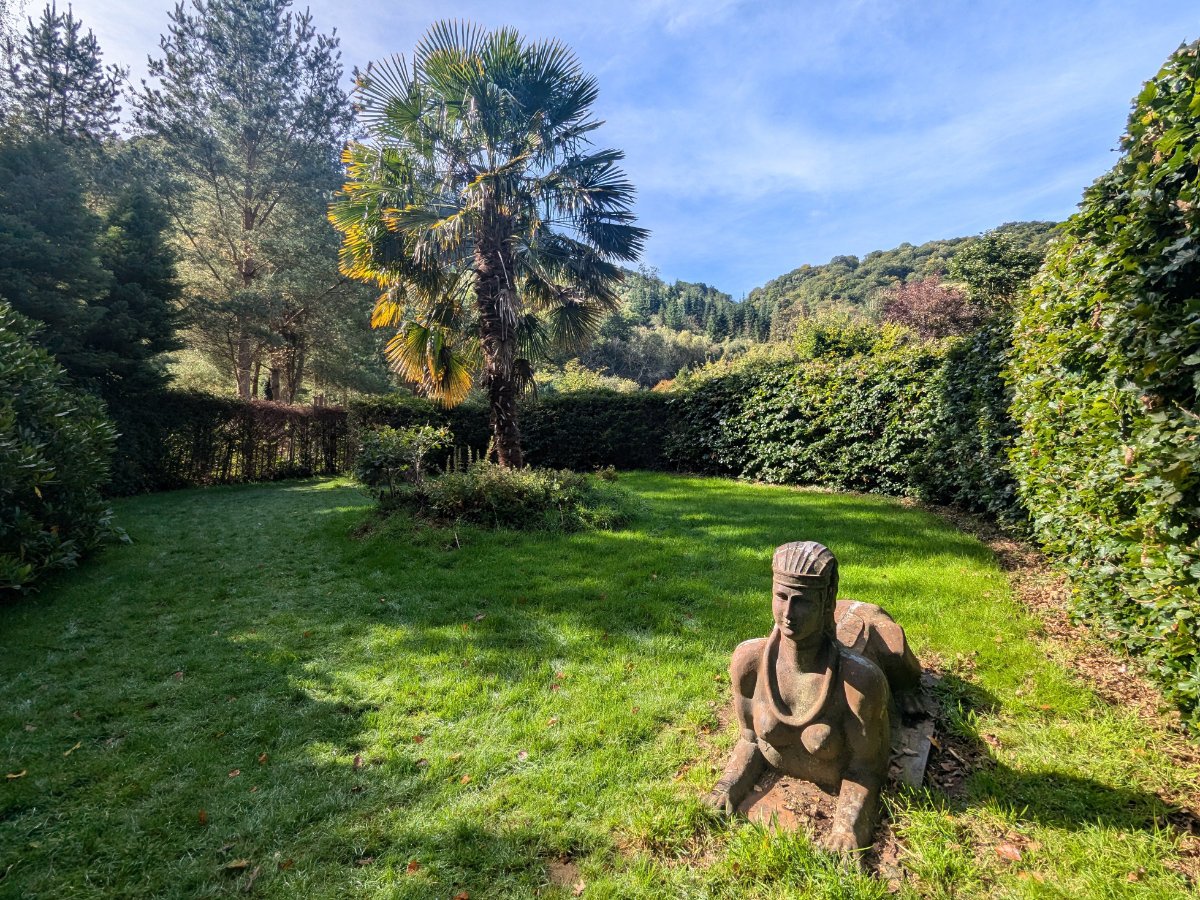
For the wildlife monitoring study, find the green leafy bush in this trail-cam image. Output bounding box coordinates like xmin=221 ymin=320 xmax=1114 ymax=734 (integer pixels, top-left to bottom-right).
xmin=919 ymin=316 xmax=1026 ymax=525
xmin=520 ymin=391 xmax=672 ymax=471
xmin=0 ymin=301 xmax=118 ymax=592
xmin=354 ymin=425 xmax=452 ymax=503
xmin=1008 ymin=41 xmax=1200 ymax=721
xmin=668 ymin=333 xmax=946 ymax=494
xmin=403 ymin=461 xmax=637 ymax=532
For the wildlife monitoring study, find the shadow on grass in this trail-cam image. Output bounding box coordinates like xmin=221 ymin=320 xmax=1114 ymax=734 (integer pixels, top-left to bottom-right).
xmin=0 ymin=475 xmax=1183 ymax=898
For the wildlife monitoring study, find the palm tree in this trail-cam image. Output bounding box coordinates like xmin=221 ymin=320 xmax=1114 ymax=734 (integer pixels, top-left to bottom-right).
xmin=329 ymin=21 xmax=647 ymax=467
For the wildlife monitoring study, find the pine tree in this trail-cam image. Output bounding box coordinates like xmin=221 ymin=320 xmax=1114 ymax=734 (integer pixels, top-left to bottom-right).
xmin=134 ymin=0 xmax=353 ymax=401
xmin=2 ymin=3 xmax=125 ymax=142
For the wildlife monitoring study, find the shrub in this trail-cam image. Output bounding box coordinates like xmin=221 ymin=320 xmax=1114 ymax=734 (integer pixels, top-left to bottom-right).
xmin=0 ymin=301 xmax=118 ymax=592
xmin=1008 ymin=41 xmax=1200 ymax=721
xmin=668 ymin=334 xmax=945 ymax=494
xmin=403 ymin=461 xmax=637 ymax=532
xmin=919 ymin=317 xmax=1026 ymax=525
xmin=354 ymin=424 xmax=452 ymax=503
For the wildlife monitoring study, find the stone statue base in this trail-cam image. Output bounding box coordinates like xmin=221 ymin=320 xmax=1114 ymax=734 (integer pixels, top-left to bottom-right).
xmin=737 ymin=714 xmax=935 ymax=833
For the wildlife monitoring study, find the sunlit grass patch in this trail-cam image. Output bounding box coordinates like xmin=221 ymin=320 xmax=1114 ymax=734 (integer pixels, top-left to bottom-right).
xmin=0 ymin=474 xmax=1195 ymax=898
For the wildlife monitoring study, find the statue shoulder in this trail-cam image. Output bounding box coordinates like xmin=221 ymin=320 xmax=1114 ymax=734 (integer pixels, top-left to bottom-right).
xmin=730 ymin=637 xmax=767 ymax=692
xmin=838 ymin=647 xmax=889 ymax=699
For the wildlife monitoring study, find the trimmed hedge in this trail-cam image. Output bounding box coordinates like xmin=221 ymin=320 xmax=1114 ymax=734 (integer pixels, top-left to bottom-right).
xmin=1009 ymin=41 xmax=1200 ymax=721
xmin=667 ymin=344 xmax=946 ymax=495
xmin=112 ymin=392 xmax=351 ymax=492
xmin=1 ymin=301 xmax=118 ymax=592
xmin=521 ymin=391 xmax=672 ymax=471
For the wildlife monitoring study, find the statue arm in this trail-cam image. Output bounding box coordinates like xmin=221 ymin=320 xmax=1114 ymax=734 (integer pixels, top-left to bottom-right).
xmin=826 ymin=658 xmax=889 ymax=853
xmin=707 ymin=639 xmax=766 ymax=815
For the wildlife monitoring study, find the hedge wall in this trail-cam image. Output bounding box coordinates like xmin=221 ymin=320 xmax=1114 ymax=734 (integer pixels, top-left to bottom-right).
xmin=1009 ymin=41 xmax=1200 ymax=720
xmin=666 ymin=345 xmax=950 ymax=496
xmin=111 ymin=392 xmax=352 ymax=492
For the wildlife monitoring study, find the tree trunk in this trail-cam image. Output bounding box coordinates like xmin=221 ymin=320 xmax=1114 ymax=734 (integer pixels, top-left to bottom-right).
xmin=235 ymin=331 xmax=255 ymax=399
xmin=474 ymin=215 xmax=524 ymax=468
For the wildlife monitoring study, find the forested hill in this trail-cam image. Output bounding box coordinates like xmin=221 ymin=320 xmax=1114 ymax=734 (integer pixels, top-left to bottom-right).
xmin=614 ymin=269 xmax=770 ymax=341
xmin=743 ymin=220 xmax=1058 ymax=339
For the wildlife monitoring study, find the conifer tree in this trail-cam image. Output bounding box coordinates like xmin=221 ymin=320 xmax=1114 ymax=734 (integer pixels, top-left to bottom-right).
xmin=2 ymin=2 xmax=124 ymax=141
xmin=134 ymin=0 xmax=353 ymax=401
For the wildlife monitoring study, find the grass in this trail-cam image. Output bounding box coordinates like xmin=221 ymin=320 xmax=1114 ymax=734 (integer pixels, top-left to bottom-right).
xmin=1 ymin=472 xmax=1196 ymax=898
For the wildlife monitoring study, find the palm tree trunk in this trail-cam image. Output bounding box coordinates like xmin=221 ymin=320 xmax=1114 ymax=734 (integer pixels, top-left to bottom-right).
xmin=474 ymin=219 xmax=524 ymax=468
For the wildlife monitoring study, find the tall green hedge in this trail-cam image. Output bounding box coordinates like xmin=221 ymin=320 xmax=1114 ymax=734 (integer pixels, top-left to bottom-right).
xmin=667 ymin=344 xmax=946 ymax=495
xmin=1009 ymin=41 xmax=1200 ymax=719
xmin=1 ymin=301 xmax=118 ymax=592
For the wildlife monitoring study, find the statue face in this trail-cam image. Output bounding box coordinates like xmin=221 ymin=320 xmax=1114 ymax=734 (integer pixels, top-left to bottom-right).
xmin=772 ymin=579 xmax=827 ymax=642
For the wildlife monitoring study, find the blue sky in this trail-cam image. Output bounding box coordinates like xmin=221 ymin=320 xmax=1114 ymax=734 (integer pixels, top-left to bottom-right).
xmin=57 ymin=0 xmax=1200 ymax=297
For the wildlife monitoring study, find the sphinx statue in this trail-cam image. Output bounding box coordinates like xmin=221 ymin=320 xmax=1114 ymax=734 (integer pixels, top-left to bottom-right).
xmin=706 ymin=541 xmax=923 ymax=853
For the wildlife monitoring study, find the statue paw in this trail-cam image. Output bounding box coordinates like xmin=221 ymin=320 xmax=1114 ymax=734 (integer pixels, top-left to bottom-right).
xmin=703 ymin=788 xmax=734 ymax=816
xmin=821 ymin=829 xmax=865 ymax=855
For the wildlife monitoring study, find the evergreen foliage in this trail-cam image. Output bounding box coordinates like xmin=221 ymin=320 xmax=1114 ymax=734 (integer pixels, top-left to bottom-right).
xmin=0 ymin=301 xmax=117 ymax=593
xmin=1009 ymin=40 xmax=1200 ymax=721
xmin=1 ymin=2 xmax=124 ymax=142
xmin=0 ymin=136 xmax=108 ymax=372
xmin=134 ymin=0 xmax=354 ymax=402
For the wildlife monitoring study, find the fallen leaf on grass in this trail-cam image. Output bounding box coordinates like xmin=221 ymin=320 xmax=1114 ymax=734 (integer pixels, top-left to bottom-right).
xmin=72 ymin=710 xmax=82 ymax=719
xmin=352 ymin=754 xmax=363 ymax=771
xmin=449 ymin=753 xmax=462 ymax=761
xmin=257 ymin=752 xmax=268 ymax=764
xmin=63 ymin=742 xmax=82 ymax=757
xmin=1127 ymin=868 xmax=1145 ymax=882
xmin=173 ymin=671 xmax=184 ymax=680
xmin=460 ymin=774 xmax=471 ymax=784
xmin=416 ymin=758 xmax=429 ymax=767
xmin=454 ymin=892 xmax=469 ymax=900
xmin=198 ymin=809 xmax=208 ymax=826
xmin=517 ymin=750 xmax=528 ymax=761
xmin=6 ymin=770 xmax=27 ymax=780
xmin=413 ymin=735 xmax=425 ymax=744
xmin=249 ymin=786 xmax=259 ymax=793
xmin=406 ymin=860 xmax=420 ymax=874
xmin=546 ymin=717 xmax=559 ymax=727
xmin=277 ymin=859 xmax=294 ymax=871
xmin=996 ymin=843 xmax=1022 ymax=862
xmin=354 ymin=856 xmax=374 ymax=867
xmin=222 ymin=859 xmax=250 ymax=873
xmin=474 ymin=613 xmax=486 ymax=622
xmin=23 ymin=723 xmax=35 ymax=732
xmin=228 ymin=769 xmax=241 ymax=778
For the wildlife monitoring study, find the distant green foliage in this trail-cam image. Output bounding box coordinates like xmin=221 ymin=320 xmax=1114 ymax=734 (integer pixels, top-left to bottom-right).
xmin=1009 ymin=41 xmax=1200 ymax=722
xmin=354 ymin=425 xmax=452 ymax=504
xmin=404 ymin=462 xmax=636 ymax=532
xmin=0 ymin=301 xmax=117 ymax=592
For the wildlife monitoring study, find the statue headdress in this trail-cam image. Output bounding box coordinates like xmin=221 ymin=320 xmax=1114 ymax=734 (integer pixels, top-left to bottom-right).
xmin=772 ymin=541 xmax=838 ymax=597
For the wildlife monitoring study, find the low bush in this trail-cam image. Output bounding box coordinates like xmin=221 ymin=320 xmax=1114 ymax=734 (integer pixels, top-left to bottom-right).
xmin=396 ymin=461 xmax=637 ymax=532
xmin=354 ymin=425 xmax=452 ymax=503
xmin=0 ymin=301 xmax=118 ymax=592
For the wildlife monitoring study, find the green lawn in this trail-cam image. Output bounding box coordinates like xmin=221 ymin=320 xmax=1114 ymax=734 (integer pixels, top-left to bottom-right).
xmin=1 ymin=474 xmax=1195 ymax=898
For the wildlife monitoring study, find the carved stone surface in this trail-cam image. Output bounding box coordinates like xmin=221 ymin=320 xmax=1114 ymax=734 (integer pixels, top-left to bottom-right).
xmin=706 ymin=541 xmax=927 ymax=854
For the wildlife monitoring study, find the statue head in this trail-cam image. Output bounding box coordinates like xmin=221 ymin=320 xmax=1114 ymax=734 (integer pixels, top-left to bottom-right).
xmin=771 ymin=541 xmax=838 ymax=643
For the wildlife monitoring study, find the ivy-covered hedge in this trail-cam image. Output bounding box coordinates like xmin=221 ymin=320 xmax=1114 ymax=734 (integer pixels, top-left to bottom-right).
xmin=1009 ymin=41 xmax=1200 ymax=720
xmin=1 ymin=301 xmax=118 ymax=592
xmin=920 ymin=318 xmax=1025 ymax=524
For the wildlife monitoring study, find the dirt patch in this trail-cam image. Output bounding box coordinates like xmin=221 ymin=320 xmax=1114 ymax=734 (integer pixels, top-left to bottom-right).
xmin=546 ymin=857 xmax=583 ymax=894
